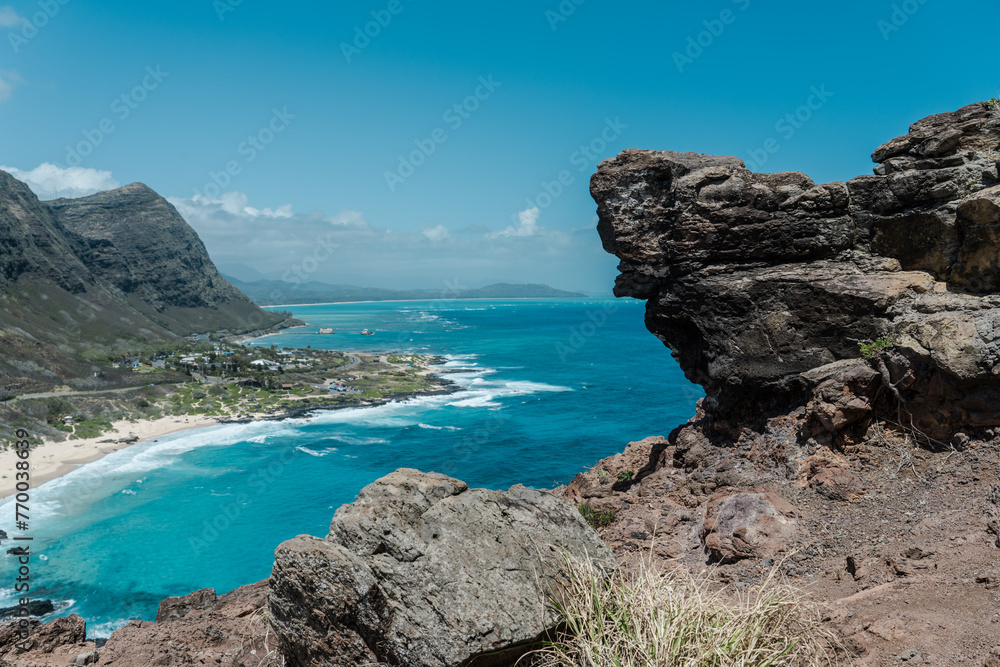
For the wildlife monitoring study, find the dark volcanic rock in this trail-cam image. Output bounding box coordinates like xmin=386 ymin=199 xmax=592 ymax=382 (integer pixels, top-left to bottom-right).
xmin=0 ymin=599 xmax=53 ymax=620
xmin=575 ymin=101 xmax=1000 ymax=590
xmin=593 ymin=101 xmax=1000 ymax=439
xmin=268 ymin=468 xmax=616 ymax=667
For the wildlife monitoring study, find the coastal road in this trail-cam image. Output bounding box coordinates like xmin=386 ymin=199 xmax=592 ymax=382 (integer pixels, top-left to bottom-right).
xmin=343 ymin=354 xmax=361 ymax=370
xmin=2 ymin=385 xmax=147 ymax=404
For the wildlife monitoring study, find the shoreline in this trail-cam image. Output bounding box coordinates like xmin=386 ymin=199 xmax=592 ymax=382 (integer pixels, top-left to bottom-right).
xmin=0 ymin=415 xmax=221 ymax=499
xmin=260 ymin=296 xmax=611 ymax=309
xmin=226 ymin=323 xmax=312 ymax=344
xmin=0 ymin=367 xmax=459 ymax=500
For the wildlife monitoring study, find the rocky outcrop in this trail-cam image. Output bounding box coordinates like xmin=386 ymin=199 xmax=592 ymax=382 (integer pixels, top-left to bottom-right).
xmin=0 ymin=600 xmax=53 ymax=621
xmin=154 ymin=588 xmax=218 ymax=623
xmin=593 ymin=101 xmax=1000 ymax=440
xmin=0 ymin=614 xmax=94 ymax=666
xmin=94 ymin=582 xmax=268 ymax=666
xmin=268 ymin=469 xmax=615 ymax=667
xmin=584 ymin=100 xmax=1000 ymax=664
xmin=0 ymin=584 xmax=269 ymax=666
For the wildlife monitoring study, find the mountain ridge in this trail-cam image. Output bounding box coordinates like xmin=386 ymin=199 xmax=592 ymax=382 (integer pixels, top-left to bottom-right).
xmin=0 ymin=171 xmax=293 ymax=394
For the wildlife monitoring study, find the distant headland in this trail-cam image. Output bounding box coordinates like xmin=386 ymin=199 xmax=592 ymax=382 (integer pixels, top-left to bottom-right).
xmin=223 ymin=276 xmax=588 ymax=306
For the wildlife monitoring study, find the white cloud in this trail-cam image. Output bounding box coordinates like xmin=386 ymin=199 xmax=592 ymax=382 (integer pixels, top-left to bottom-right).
xmin=0 ymin=70 xmax=23 ymax=104
xmin=489 ymin=206 xmax=540 ymax=239
xmin=328 ymin=210 xmax=368 ymax=228
xmin=168 ymin=191 xmax=610 ymax=291
xmin=0 ymin=6 xmax=24 ymax=27
xmin=0 ymin=163 xmax=121 ymax=199
xmin=422 ymin=224 xmax=450 ymax=242
xmin=190 ymin=192 xmax=295 ymax=219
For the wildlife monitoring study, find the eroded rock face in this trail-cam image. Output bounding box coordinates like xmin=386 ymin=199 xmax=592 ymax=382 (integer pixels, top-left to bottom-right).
xmin=577 ymin=101 xmax=1000 ymax=578
xmin=0 ymin=614 xmax=92 ymax=666
xmin=269 ymin=469 xmax=615 ymax=667
xmin=593 ymin=101 xmax=1000 ymax=438
xmin=154 ymin=588 xmax=217 ymax=623
xmin=95 ymin=581 xmax=269 ymax=666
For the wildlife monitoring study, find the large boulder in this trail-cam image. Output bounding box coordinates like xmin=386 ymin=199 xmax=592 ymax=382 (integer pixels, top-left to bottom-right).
xmin=268 ymin=469 xmax=615 ymax=667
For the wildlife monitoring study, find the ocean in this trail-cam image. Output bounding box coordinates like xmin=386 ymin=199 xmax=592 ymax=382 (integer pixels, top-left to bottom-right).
xmin=0 ymin=298 xmax=701 ymax=637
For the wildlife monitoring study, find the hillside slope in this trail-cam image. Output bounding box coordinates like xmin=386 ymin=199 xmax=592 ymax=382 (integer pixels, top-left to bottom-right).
xmin=0 ymin=171 xmax=291 ymax=394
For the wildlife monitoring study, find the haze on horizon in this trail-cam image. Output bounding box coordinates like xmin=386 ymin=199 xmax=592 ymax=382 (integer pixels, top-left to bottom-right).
xmin=1 ymin=0 xmax=997 ymax=293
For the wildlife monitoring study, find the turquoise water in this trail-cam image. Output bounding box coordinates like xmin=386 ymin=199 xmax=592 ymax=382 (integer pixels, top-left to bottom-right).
xmin=0 ymin=298 xmax=701 ymax=637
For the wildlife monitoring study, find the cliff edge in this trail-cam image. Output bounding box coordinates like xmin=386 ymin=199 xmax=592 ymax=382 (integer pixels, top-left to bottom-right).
xmin=594 ymin=101 xmax=1000 ymax=440
xmin=575 ymin=100 xmax=1000 ymax=663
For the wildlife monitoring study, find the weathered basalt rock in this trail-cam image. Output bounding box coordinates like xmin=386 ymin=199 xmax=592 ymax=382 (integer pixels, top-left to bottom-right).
xmin=593 ymin=101 xmax=1000 ymax=438
xmin=701 ymin=489 xmax=797 ymax=564
xmin=268 ymin=469 xmax=615 ymax=667
xmin=0 ymin=600 xmax=53 ymax=621
xmin=577 ymin=101 xmax=1000 ymax=585
xmin=0 ymin=614 xmax=93 ymax=666
xmin=94 ymin=581 xmax=268 ymax=666
xmin=154 ymin=588 xmax=217 ymax=623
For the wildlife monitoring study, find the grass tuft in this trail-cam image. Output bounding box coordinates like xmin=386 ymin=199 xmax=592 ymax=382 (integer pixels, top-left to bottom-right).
xmin=524 ymin=553 xmax=839 ymax=667
xmin=578 ymin=503 xmax=617 ymax=529
xmin=858 ymin=336 xmax=894 ymax=359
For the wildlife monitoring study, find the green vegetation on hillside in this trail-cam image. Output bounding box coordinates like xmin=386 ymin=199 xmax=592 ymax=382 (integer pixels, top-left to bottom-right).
xmin=0 ymin=344 xmax=445 ymax=448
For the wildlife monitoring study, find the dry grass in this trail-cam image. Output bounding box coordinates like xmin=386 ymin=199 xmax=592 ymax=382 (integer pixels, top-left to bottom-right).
xmin=523 ymin=553 xmax=839 ymax=667
xmin=239 ymin=607 xmax=287 ymax=667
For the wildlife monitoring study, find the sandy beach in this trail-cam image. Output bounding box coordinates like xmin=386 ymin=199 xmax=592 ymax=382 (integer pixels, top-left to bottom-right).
xmin=0 ymin=350 xmax=450 ymax=500
xmin=0 ymin=415 xmax=220 ymax=499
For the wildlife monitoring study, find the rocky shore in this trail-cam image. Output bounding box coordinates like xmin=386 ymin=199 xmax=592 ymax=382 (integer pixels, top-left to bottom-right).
xmin=6 ymin=100 xmax=1000 ymax=665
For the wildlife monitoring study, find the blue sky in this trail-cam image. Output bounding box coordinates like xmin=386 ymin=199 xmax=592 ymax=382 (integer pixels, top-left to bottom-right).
xmin=1 ymin=0 xmax=998 ymax=293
